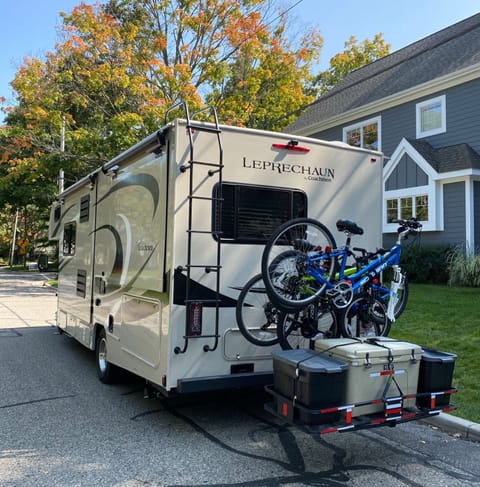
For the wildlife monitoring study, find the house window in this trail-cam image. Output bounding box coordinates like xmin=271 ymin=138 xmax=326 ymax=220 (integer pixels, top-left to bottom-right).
xmin=343 ymin=117 xmax=381 ymax=151
xmin=386 ymin=194 xmax=429 ymax=224
xmin=63 ymin=222 xmax=76 ymax=256
xmin=212 ymin=182 xmax=307 ymax=244
xmin=416 ymin=95 xmax=446 ymax=138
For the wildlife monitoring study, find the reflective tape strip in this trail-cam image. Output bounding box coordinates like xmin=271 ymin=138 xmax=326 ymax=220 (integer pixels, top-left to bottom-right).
xmin=369 ymin=369 xmax=406 ymax=377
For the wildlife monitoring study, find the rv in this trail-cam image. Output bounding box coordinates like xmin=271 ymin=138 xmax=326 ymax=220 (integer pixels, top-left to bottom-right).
xmin=49 ymin=104 xmax=383 ymax=396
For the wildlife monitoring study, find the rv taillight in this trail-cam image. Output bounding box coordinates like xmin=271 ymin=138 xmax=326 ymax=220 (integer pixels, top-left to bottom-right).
xmin=272 ymin=140 xmax=310 ymax=153
xmin=188 ymin=302 xmax=203 ymax=336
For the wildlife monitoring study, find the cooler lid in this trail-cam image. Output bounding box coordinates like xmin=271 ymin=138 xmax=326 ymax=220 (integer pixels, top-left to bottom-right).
xmin=421 ymin=346 xmax=457 ymax=363
xmin=300 ymin=354 xmax=349 ymax=374
xmin=272 ymin=348 xmax=348 ymax=373
xmin=314 ymin=337 xmax=423 ymax=362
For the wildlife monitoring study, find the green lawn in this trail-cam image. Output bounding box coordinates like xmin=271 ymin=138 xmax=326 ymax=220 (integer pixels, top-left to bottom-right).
xmin=389 ymin=283 xmax=480 ymax=424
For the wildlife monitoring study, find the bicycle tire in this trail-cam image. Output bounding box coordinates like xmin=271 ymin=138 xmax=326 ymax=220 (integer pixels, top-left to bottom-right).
xmin=339 ymin=292 xmax=391 ymax=338
xmin=236 ymin=273 xmax=283 ymax=347
xmin=261 ymin=218 xmax=337 ymax=310
xmin=277 ymin=300 xmax=339 ymax=350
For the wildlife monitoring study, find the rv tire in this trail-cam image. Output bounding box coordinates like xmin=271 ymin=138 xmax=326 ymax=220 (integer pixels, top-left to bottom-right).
xmin=96 ymin=327 xmax=118 ymax=384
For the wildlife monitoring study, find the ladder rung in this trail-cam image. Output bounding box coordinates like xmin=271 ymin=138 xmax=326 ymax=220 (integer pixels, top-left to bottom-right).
xmin=189 ymin=195 xmax=216 ymax=202
xmin=182 ymin=334 xmax=221 ymax=339
xmin=187 ymin=229 xmax=214 ymax=234
xmin=185 ymin=299 xmax=220 ymax=304
xmin=185 ymin=265 xmax=221 ymax=270
xmin=187 ymin=124 xmax=221 ymax=134
xmin=190 ymin=160 xmax=223 ymax=168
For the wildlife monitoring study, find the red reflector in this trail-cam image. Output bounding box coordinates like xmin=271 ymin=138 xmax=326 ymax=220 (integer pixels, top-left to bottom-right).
xmin=325 ymin=246 xmax=331 ymax=253
xmin=188 ymin=302 xmax=202 ymax=336
xmin=282 ymin=402 xmax=288 ymax=416
xmin=272 ymin=143 xmax=310 ymax=153
xmin=345 ymin=409 xmax=352 ymax=424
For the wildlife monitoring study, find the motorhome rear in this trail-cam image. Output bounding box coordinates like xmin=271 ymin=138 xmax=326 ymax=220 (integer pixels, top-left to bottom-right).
xmin=49 ymin=110 xmax=383 ymax=395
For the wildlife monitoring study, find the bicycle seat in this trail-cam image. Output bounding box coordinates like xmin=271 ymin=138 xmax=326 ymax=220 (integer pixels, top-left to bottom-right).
xmin=336 ymin=219 xmax=364 ymax=235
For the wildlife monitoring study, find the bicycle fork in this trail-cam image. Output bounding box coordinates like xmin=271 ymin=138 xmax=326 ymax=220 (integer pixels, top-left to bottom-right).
xmin=386 ymin=265 xmax=404 ymax=322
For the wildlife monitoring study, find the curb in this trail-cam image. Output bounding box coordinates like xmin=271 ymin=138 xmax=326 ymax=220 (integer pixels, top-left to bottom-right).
xmin=422 ymin=413 xmax=480 ymax=441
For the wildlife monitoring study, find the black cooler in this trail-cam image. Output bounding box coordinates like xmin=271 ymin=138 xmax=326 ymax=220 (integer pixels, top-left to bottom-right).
xmin=417 ymin=347 xmax=457 ymax=407
xmin=271 ymin=349 xmax=349 ymax=424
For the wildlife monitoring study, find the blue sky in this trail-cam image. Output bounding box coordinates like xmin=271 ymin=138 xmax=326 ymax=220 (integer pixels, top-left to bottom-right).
xmin=1 ymin=0 xmax=480 ymax=108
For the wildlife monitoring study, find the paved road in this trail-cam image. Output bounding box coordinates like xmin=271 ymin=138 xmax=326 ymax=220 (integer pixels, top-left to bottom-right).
xmin=1 ymin=270 xmax=479 ymax=487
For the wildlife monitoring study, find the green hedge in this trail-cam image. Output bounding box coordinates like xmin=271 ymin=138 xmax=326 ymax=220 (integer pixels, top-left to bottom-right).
xmin=399 ymin=243 xmax=453 ymax=284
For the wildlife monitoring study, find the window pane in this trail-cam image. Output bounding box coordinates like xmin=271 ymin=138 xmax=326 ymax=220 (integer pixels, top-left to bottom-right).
xmin=386 ymin=199 xmax=398 ymax=223
xmin=362 ymin=123 xmax=378 ymax=150
xmin=346 ymin=128 xmax=361 ymax=147
xmin=63 ymin=223 xmax=76 ymax=255
xmin=421 ymin=101 xmax=442 ymax=132
xmin=400 ymin=197 xmax=413 ymax=220
xmin=415 ymin=195 xmax=429 ymax=221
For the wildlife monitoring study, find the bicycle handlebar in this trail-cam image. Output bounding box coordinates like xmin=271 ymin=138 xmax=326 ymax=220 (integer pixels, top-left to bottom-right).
xmin=391 ymin=218 xmax=423 ymax=230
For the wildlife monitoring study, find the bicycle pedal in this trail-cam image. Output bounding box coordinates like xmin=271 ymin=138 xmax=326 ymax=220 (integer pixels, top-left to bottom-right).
xmin=326 ymin=288 xmax=339 ymax=297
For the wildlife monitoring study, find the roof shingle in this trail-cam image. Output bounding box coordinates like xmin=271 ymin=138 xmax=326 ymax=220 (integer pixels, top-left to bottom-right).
xmin=287 ymin=13 xmax=480 ymax=133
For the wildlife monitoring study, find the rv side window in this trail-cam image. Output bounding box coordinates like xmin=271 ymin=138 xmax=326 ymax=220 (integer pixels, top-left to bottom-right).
xmin=63 ymin=222 xmax=76 ymax=255
xmin=213 ymin=183 xmax=307 ymax=244
xmin=80 ymin=194 xmax=90 ymax=223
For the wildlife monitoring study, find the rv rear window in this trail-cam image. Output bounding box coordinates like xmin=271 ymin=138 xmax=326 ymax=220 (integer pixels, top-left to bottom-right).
xmin=213 ymin=183 xmax=307 ymax=243
xmin=63 ymin=222 xmax=76 ymax=256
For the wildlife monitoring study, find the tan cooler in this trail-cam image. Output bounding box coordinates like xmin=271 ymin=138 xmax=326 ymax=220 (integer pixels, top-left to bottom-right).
xmin=314 ymin=337 xmax=423 ymax=417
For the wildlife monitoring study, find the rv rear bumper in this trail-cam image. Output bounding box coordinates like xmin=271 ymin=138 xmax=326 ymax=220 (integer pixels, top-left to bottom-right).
xmin=177 ymin=371 xmax=273 ymax=394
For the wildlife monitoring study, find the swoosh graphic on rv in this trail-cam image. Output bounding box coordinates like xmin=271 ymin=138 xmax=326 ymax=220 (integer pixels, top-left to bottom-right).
xmin=92 ymin=225 xmax=123 ymax=276
xmin=96 ymin=173 xmax=159 ymax=218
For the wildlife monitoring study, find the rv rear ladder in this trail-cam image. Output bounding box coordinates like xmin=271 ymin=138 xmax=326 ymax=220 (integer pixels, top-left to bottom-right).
xmin=170 ymin=102 xmax=224 ymax=355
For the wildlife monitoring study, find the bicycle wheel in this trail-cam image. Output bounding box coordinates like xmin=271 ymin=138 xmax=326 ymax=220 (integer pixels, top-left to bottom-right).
xmin=277 ymin=300 xmax=339 ymax=350
xmin=339 ymin=292 xmax=391 ymax=338
xmin=236 ymin=273 xmax=284 ymax=347
xmin=261 ymin=218 xmax=337 ymax=310
xmin=376 ymin=272 xmax=409 ymax=320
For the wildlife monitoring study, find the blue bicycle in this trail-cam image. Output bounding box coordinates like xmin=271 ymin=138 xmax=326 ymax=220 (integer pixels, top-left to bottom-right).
xmin=261 ymin=217 xmax=421 ymax=338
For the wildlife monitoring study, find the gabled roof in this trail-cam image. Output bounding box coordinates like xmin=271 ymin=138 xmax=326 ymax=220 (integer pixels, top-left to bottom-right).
xmin=287 ymin=13 xmax=480 ymax=134
xmin=407 ymin=139 xmax=480 ymax=173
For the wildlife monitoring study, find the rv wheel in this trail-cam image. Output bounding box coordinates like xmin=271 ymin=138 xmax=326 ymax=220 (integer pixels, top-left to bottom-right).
xmin=96 ymin=328 xmax=118 ymax=384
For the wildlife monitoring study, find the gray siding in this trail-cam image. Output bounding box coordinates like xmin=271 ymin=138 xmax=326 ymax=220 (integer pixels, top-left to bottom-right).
xmin=475 ymin=181 xmax=480 ymax=251
xmin=385 ymin=154 xmax=429 ymax=190
xmin=311 ymin=126 xmax=343 ymax=141
xmin=312 ymin=78 xmax=480 ymax=159
xmin=383 ymin=181 xmax=466 ymax=247
xmin=443 ymin=182 xmax=467 ymax=245
xmin=382 ymin=79 xmax=480 ymax=157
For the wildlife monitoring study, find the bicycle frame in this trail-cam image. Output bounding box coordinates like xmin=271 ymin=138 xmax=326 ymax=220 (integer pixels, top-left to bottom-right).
xmin=308 ymin=244 xmax=401 ymax=293
xmin=304 ymin=224 xmax=413 ymax=315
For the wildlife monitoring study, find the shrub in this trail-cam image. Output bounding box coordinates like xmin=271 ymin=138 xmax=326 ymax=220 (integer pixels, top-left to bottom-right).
xmin=447 ymin=246 xmax=480 ymax=287
xmin=400 ymin=243 xmax=453 ymax=284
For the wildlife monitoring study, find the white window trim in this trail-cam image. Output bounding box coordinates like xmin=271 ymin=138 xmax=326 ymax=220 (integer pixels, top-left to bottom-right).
xmin=343 ymin=116 xmax=381 ymax=151
xmin=416 ymin=95 xmax=446 ymax=139
xmin=383 ymin=185 xmax=439 ymax=232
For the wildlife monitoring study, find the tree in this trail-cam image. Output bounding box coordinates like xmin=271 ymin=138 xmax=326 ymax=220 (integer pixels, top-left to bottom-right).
xmin=313 ymin=33 xmax=390 ymax=95
xmin=1 ymin=0 xmax=323 ymax=202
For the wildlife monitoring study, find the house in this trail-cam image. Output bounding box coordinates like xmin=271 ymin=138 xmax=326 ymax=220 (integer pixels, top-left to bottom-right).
xmin=287 ymin=13 xmax=480 ymax=250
